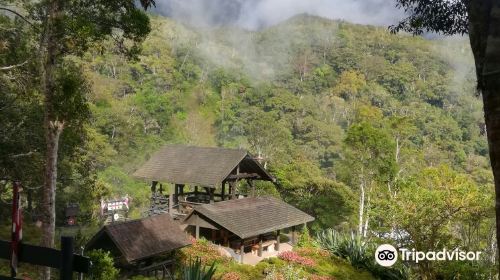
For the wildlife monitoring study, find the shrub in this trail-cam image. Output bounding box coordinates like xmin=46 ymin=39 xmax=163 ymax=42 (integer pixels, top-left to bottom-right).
xmin=278 ymin=251 xmax=316 ymax=267
xmin=316 ymin=229 xmax=368 ymax=267
xmin=87 ymin=249 xmax=119 ymax=280
xmin=309 ymin=275 xmax=336 ymax=280
xmin=316 ymin=229 xmax=409 ymax=280
xmin=179 ymin=237 xmax=231 ymax=266
xmin=294 ymin=247 xmax=331 ymax=258
xmin=221 ymin=271 xmax=242 ymax=280
xmin=265 ymin=265 xmax=307 ymax=280
xmin=297 ymin=225 xmax=315 ymax=248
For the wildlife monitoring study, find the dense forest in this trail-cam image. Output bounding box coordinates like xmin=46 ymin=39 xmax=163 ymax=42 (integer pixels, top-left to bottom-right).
xmin=1 ymin=10 xmax=496 ymax=279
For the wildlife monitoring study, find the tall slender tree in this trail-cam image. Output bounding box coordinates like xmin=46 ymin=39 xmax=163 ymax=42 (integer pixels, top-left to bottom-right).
xmin=392 ymin=0 xmax=500 ymax=270
xmin=1 ymin=0 xmax=155 ymax=278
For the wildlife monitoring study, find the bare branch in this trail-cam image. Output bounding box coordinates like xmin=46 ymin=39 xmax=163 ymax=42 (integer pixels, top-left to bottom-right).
xmin=0 ymin=60 xmax=27 ymax=71
xmin=483 ymin=70 xmax=500 ymax=77
xmin=0 ymin=7 xmax=35 ymax=27
xmin=9 ymin=150 xmax=36 ymax=158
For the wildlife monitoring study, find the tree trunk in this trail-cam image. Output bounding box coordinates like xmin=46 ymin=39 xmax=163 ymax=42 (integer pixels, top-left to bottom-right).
xmin=468 ymin=0 xmax=500 ymax=271
xmin=363 ymin=214 xmax=370 ymax=238
xmin=363 ymin=196 xmax=371 ymax=238
xmin=41 ymin=122 xmax=63 ymax=278
xmin=40 ymin=1 xmax=63 ymax=279
xmin=358 ymin=181 xmax=365 ymax=236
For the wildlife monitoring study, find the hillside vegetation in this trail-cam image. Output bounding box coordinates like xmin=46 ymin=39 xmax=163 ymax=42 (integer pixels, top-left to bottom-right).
xmin=1 ymin=14 xmax=495 ymax=279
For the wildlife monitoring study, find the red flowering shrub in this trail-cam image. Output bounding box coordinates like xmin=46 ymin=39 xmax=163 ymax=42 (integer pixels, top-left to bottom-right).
xmin=278 ymin=251 xmax=316 ymax=267
xmin=309 ymin=275 xmax=336 ymax=280
xmin=179 ymin=237 xmax=231 ymax=265
xmin=221 ymin=272 xmax=242 ymax=280
xmin=295 ymin=247 xmax=331 ymax=258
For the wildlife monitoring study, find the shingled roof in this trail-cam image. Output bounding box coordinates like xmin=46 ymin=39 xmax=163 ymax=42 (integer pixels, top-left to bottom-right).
xmin=86 ymin=214 xmax=191 ymax=263
xmin=183 ymin=197 xmax=315 ymax=239
xmin=133 ymin=145 xmax=275 ymax=186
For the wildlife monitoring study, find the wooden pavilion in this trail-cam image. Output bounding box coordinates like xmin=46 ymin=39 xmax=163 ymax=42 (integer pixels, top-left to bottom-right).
xmin=86 ymin=214 xmax=191 ymax=279
xmin=182 ymin=196 xmax=315 ymax=263
xmin=133 ymin=145 xmax=277 ymax=217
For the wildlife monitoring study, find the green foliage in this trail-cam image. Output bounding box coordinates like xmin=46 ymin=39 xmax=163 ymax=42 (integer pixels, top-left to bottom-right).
xmin=316 ymin=229 xmax=410 ymax=280
xmin=435 ymin=260 xmax=494 ymax=280
xmin=1 ymin=11 xmax=495 ymax=279
xmin=316 ymin=229 xmax=368 ymax=267
xmin=87 ymin=249 xmax=119 ymax=280
xmin=130 ymin=276 xmax=156 ymax=280
xmin=183 ymin=258 xmax=217 ymax=280
xmin=30 ymin=0 xmax=153 ymax=58
xmin=377 ymin=165 xmax=494 ymax=278
xmin=391 ymin=0 xmax=467 ymax=35
xmin=342 ymin=122 xmax=397 ymax=183
xmin=264 ymin=265 xmax=306 ymax=280
xmin=297 ymin=225 xmax=314 ymax=248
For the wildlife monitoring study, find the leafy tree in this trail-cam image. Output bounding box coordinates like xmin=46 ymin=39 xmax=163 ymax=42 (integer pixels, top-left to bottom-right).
xmin=383 ymin=165 xmax=490 ymax=278
xmin=339 ymin=122 xmax=397 ymax=237
xmin=391 ymin=0 xmax=500 ymax=264
xmin=242 ymin=108 xmax=293 ymax=166
xmin=87 ymin=249 xmax=119 ymax=280
xmin=0 ymin=0 xmax=154 ymax=278
xmin=297 ymin=224 xmax=314 ymax=247
xmin=331 ymin=70 xmax=367 ymax=100
xmin=2 ymin=11 xmax=494 ymax=278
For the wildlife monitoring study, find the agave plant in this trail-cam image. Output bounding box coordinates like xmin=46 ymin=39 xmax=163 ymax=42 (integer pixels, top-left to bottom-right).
xmin=183 ymin=257 xmax=217 ymax=280
xmin=316 ymin=228 xmax=367 ymax=263
xmin=316 ymin=229 xmax=410 ymax=280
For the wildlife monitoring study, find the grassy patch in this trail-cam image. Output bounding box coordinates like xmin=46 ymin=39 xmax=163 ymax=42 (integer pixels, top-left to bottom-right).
xmin=180 ymin=239 xmax=376 ymax=280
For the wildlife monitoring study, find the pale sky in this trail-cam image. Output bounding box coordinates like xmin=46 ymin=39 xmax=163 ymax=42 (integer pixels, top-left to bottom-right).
xmin=153 ymin=0 xmax=404 ymax=30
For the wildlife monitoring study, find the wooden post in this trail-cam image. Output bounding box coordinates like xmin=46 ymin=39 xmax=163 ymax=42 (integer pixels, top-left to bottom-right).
xmin=248 ymin=179 xmax=256 ymax=197
xmin=178 ymin=184 xmax=185 ymax=205
xmin=209 ymin=188 xmax=214 ymax=204
xmin=195 ymin=225 xmax=200 ymax=239
xmin=174 ymin=184 xmax=179 ymax=205
xmin=211 ymin=229 xmax=217 ymax=242
xmin=240 ymin=241 xmax=244 ymax=264
xmin=221 ymin=182 xmax=225 ymax=201
xmin=258 ymin=236 xmax=263 ymax=257
xmin=229 ymin=181 xmax=236 ymax=200
xmin=291 ymin=226 xmax=296 ymax=245
xmin=195 ymin=186 xmax=198 ymax=194
xmin=60 ymin=236 xmax=74 ymax=280
xmin=168 ymin=185 xmax=174 ymax=216
xmin=78 ymin=247 xmax=84 ymax=280
xmin=234 ymin=166 xmax=239 ymax=199
xmin=222 ymin=230 xmax=228 ymax=246
xmin=276 ymin=230 xmax=280 ymax=251
xmin=151 ymin=181 xmax=158 ymax=193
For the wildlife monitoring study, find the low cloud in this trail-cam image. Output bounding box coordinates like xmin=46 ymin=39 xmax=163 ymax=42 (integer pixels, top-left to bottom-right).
xmin=153 ymin=0 xmax=404 ymax=30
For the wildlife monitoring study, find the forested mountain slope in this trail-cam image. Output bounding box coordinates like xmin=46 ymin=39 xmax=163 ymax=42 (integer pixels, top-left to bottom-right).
xmin=82 ymin=13 xmax=488 ymax=219
xmin=1 ymin=12 xmax=495 ymax=278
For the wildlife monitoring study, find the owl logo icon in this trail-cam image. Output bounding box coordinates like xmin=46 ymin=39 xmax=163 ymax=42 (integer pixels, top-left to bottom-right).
xmin=375 ymin=244 xmax=398 ymax=267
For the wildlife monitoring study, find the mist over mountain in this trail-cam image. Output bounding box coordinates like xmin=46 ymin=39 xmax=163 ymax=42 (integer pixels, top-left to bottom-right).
xmin=152 ymin=0 xmax=404 ymax=30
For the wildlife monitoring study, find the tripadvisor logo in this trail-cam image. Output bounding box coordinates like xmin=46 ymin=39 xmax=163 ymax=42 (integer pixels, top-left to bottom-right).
xmin=375 ymin=244 xmax=482 ymax=267
xmin=375 ymin=244 xmax=398 ymax=267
